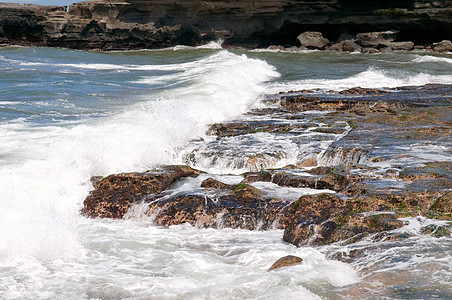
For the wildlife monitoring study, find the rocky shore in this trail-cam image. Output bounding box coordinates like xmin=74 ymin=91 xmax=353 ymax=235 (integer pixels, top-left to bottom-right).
xmin=83 ymin=84 xmax=452 ymax=258
xmin=1 ymin=0 xmax=451 ymax=50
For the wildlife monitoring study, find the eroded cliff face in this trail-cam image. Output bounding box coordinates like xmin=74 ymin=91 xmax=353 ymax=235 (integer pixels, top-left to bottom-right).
xmin=0 ymin=0 xmax=451 ymax=49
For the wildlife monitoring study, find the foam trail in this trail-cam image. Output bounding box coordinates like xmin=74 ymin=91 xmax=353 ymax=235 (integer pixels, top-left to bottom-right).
xmin=267 ymin=67 xmax=452 ymax=93
xmin=412 ymin=55 xmax=452 ymax=64
xmin=0 ymin=50 xmax=279 ymax=261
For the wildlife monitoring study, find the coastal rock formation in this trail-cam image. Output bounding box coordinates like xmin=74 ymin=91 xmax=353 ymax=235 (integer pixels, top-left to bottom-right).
xmin=83 ymin=84 xmax=452 ymax=250
xmin=1 ymin=0 xmax=452 ymax=49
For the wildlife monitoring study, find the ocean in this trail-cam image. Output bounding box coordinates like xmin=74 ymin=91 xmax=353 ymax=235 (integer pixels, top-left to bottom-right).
xmin=0 ymin=44 xmax=451 ymax=299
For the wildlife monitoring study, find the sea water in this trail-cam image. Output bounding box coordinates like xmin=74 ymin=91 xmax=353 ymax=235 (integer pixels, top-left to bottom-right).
xmin=0 ymin=45 xmax=451 ymax=299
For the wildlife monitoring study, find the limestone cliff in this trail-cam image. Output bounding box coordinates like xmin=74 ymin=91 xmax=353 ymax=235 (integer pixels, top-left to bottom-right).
xmin=0 ymin=0 xmax=451 ymax=49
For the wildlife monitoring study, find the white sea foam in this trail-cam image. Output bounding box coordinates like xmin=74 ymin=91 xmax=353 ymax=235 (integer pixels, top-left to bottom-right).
xmin=412 ymin=55 xmax=452 ymax=64
xmin=0 ymin=50 xmax=279 ymax=262
xmin=267 ymin=67 xmax=452 ymax=92
xmin=0 ymin=222 xmax=359 ymax=299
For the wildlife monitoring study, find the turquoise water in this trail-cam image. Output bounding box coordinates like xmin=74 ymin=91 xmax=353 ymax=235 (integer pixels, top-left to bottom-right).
xmin=0 ymin=45 xmax=451 ymax=299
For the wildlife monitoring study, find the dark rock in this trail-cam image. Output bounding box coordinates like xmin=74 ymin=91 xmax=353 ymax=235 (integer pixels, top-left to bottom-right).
xmin=428 ymin=191 xmax=451 ymax=219
xmin=242 ymin=171 xmax=272 ymax=183
xmin=388 ymin=41 xmax=414 ymax=50
xmin=207 ymin=121 xmax=305 ymax=139
xmin=432 ymin=40 xmax=452 ymax=52
xmin=267 ymin=255 xmax=303 ymax=271
xmin=271 ymin=170 xmax=351 ymax=192
xmin=356 ymin=31 xmax=398 ymax=47
xmin=337 ymin=33 xmax=355 ymax=43
xmin=282 ymin=192 xmax=408 ymax=247
xmin=83 ymin=165 xmax=201 ymax=218
xmin=421 ymin=224 xmax=451 ymax=238
xmin=282 ymin=193 xmax=350 ymax=246
xmin=338 ymin=87 xmax=389 ymax=95
xmin=296 ymin=31 xmax=329 ymax=49
xmin=380 ymin=46 xmax=394 ymax=53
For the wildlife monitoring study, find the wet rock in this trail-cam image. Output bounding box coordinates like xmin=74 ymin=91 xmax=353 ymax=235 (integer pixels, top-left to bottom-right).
xmin=296 ymin=31 xmax=329 ymax=49
xmin=83 ymin=165 xmax=201 ymax=219
xmin=428 ymin=191 xmax=451 ymax=219
xmin=338 ymin=87 xmax=389 ymax=95
xmin=281 ymin=96 xmax=351 ymax=111
xmin=283 ymin=193 xmax=406 ymax=247
xmin=296 ymin=155 xmax=317 ymax=168
xmin=207 ymin=121 xmax=305 ymax=139
xmin=282 ymin=193 xmax=350 ymax=246
xmin=146 ymin=188 xmax=290 ymax=230
xmin=271 ymin=170 xmax=351 ymax=192
xmin=317 ymin=146 xmax=368 ymax=166
xmin=267 ymin=255 xmax=303 ymax=271
xmin=399 ymin=162 xmax=452 ymax=181
xmin=432 ymin=40 xmax=452 ymax=52
xmin=421 ymin=224 xmax=451 ymax=238
xmin=201 ymin=178 xmax=233 ymax=190
xmin=356 ymin=31 xmax=398 ymax=47
xmin=242 ymin=171 xmax=272 ymax=183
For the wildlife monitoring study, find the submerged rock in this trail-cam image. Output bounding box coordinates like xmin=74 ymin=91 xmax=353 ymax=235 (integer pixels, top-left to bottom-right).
xmin=145 ymin=184 xmax=290 ymax=230
xmin=267 ymin=255 xmax=303 ymax=271
xmin=83 ymin=165 xmax=201 ymax=219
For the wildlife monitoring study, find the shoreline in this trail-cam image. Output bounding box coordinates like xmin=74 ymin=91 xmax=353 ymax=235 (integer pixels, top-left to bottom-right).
xmin=1 ymin=1 xmax=451 ymax=52
xmin=84 ymin=83 xmax=452 ymax=250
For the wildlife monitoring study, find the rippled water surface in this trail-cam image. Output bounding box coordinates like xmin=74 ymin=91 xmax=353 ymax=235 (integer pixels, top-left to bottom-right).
xmin=0 ymin=45 xmax=451 ymax=299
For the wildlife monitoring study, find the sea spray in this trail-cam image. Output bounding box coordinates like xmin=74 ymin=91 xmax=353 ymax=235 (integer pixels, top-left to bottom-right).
xmin=0 ymin=50 xmax=279 ymax=262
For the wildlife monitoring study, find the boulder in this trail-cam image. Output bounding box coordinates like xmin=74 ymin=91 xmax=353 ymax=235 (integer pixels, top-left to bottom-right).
xmin=432 ymin=40 xmax=452 ymax=52
xmin=330 ymin=40 xmax=362 ymax=52
xmin=388 ymin=41 xmax=414 ymax=51
xmin=356 ymin=31 xmax=398 ymax=47
xmin=267 ymin=255 xmax=303 ymax=271
xmin=297 ymin=31 xmax=329 ymax=49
